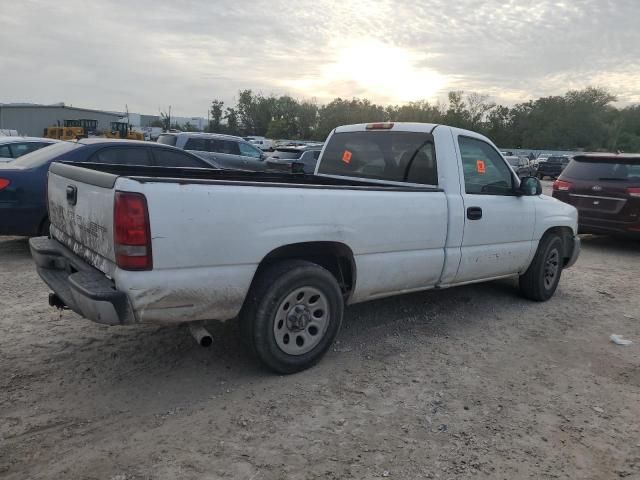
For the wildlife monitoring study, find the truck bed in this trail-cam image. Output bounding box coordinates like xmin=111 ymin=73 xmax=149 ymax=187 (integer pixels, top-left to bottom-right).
xmin=54 ymin=161 xmax=442 ymax=192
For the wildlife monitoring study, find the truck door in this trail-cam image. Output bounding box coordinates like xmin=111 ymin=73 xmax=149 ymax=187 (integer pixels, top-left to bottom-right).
xmin=453 ymin=135 xmax=536 ymax=283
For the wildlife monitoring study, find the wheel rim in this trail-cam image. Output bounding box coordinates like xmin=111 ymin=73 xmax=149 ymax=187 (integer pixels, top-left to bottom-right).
xmin=273 ymin=286 xmax=330 ymax=356
xmin=543 ymin=248 xmax=560 ymax=289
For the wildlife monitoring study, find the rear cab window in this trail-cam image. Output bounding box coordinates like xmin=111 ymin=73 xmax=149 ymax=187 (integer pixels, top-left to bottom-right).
xmin=317 ymin=131 xmax=438 ymax=186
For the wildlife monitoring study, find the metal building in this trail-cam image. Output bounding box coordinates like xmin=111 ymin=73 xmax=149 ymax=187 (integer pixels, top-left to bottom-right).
xmin=0 ymin=103 xmax=122 ymax=137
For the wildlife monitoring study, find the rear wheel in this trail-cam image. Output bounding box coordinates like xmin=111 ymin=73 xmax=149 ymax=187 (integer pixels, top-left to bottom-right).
xmin=519 ymin=234 xmax=563 ymax=301
xmin=240 ymin=260 xmax=344 ymax=374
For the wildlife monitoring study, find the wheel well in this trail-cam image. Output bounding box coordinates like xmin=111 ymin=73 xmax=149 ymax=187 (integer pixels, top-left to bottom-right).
xmin=542 ymin=226 xmax=574 ymax=265
xmin=256 ymin=242 xmax=356 ymax=298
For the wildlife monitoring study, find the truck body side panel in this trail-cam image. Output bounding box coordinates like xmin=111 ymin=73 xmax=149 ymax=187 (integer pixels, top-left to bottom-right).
xmin=111 ymin=177 xmax=449 ymax=320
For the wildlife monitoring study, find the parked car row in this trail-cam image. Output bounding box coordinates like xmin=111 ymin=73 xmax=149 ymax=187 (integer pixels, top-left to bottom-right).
xmin=0 ymin=139 xmax=214 ymax=237
xmin=537 ymin=155 xmax=571 ymax=179
xmin=266 ymin=145 xmax=323 ymax=173
xmin=502 ymin=152 xmax=572 ymax=180
xmin=504 ymin=156 xmax=536 ymax=178
xmin=157 ymin=132 xmax=271 ymax=171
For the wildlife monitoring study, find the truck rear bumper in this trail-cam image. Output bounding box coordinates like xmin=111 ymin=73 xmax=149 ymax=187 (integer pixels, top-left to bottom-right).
xmin=29 ymin=236 xmax=135 ymax=325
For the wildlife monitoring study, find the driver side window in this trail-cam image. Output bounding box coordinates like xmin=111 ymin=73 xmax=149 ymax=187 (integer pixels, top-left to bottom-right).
xmin=459 ymin=136 xmax=514 ymax=195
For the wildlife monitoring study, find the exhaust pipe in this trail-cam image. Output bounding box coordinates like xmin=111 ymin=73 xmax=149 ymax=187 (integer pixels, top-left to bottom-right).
xmin=49 ymin=293 xmax=68 ymax=310
xmin=188 ymin=321 xmax=213 ymax=347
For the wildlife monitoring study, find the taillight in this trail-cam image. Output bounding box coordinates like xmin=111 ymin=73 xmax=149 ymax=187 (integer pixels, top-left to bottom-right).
xmin=0 ymin=178 xmax=10 ymax=190
xmin=114 ymin=191 xmax=152 ymax=270
xmin=553 ymin=180 xmax=572 ymax=191
xmin=626 ymin=187 xmax=640 ymax=198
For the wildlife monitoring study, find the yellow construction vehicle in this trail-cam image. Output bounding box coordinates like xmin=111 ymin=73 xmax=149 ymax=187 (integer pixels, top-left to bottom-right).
xmin=43 ymin=119 xmax=98 ymax=140
xmin=105 ymin=122 xmax=145 ymax=141
xmin=43 ymin=126 xmax=84 ymax=140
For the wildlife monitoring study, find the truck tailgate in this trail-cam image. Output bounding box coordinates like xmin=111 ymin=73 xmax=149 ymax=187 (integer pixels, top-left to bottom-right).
xmin=47 ymin=163 xmax=118 ymax=276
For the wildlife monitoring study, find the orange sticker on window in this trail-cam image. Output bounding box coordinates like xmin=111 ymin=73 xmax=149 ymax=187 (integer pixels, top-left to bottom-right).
xmin=342 ymin=150 xmax=352 ymax=164
xmin=476 ymin=159 xmax=486 ymax=174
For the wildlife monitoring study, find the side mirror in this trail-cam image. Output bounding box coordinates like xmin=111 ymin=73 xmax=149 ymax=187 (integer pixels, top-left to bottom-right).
xmin=518 ymin=176 xmax=542 ymax=196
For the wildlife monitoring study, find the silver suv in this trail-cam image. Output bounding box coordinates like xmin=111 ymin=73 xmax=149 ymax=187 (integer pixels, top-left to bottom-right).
xmin=157 ymin=132 xmax=268 ymax=171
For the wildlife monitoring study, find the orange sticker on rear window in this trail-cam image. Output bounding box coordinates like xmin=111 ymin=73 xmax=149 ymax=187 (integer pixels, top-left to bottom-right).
xmin=342 ymin=150 xmax=352 ymax=164
xmin=476 ymin=160 xmax=486 ymax=174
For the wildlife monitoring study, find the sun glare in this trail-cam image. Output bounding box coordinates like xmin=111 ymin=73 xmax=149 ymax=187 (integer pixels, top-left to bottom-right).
xmin=286 ymin=39 xmax=447 ymax=104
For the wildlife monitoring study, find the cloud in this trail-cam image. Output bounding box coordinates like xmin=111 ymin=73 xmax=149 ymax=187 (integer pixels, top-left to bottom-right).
xmin=0 ymin=0 xmax=638 ymax=116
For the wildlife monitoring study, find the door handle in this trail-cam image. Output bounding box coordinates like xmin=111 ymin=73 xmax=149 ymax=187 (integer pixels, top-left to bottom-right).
xmin=467 ymin=206 xmax=482 ymax=220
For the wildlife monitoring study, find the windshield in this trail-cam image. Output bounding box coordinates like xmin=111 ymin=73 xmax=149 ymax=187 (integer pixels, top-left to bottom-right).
xmin=11 ymin=142 xmax=81 ymax=168
xmin=562 ymin=159 xmax=640 ymax=182
xmin=506 ymin=157 xmax=520 ymax=167
xmin=157 ymin=134 xmax=177 ymax=146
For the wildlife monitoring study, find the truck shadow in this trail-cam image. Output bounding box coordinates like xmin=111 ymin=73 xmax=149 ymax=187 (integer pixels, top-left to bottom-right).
xmin=34 ymin=277 xmax=523 ymax=415
xmin=9 ymin=276 xmax=525 ymax=421
xmin=0 ymin=236 xmax=30 ymax=258
xmin=579 ymin=234 xmax=640 ymax=253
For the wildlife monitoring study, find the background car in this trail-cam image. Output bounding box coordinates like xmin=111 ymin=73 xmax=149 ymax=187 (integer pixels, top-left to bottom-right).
xmin=0 ymin=139 xmax=214 ymax=237
xmin=552 ymin=153 xmax=640 ymax=237
xmin=504 ymin=155 xmax=535 ymax=178
xmin=537 ymin=155 xmax=570 ymax=179
xmin=243 ymin=136 xmax=274 ymax=151
xmin=158 ymin=132 xmax=268 ymax=171
xmin=0 ymin=137 xmax=60 ymax=162
xmin=266 ymin=145 xmax=323 ymax=173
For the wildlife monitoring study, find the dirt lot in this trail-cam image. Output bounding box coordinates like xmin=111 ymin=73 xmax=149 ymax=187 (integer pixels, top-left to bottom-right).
xmin=1 ymin=221 xmax=639 ymax=478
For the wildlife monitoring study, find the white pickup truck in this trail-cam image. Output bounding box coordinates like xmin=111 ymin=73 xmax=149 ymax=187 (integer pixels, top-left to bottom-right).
xmin=31 ymin=122 xmax=580 ymax=373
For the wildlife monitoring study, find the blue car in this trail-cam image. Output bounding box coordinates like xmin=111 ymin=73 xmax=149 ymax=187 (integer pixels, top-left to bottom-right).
xmin=0 ymin=138 xmax=215 ymax=237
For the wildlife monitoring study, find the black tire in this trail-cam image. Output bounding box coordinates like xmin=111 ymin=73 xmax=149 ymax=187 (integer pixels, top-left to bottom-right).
xmin=240 ymin=260 xmax=344 ymax=374
xmin=537 ymin=173 xmax=544 ymax=180
xmin=519 ymin=234 xmax=564 ymax=301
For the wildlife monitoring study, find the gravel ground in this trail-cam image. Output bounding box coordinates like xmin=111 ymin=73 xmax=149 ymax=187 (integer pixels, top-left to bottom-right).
xmin=1 ymin=189 xmax=639 ymax=479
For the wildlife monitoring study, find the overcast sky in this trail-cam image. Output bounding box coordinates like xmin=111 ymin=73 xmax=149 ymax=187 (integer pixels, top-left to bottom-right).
xmin=1 ymin=0 xmax=639 ymax=117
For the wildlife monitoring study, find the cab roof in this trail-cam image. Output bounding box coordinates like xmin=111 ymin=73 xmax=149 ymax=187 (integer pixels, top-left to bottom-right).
xmin=334 ymin=122 xmax=438 ymax=134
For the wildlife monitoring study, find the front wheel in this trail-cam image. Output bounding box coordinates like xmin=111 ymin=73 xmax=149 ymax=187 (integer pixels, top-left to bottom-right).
xmin=519 ymin=234 xmax=564 ymax=301
xmin=240 ymin=260 xmax=344 ymax=374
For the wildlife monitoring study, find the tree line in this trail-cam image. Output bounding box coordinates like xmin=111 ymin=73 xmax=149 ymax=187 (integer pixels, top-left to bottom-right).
xmin=204 ymin=87 xmax=640 ymax=151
